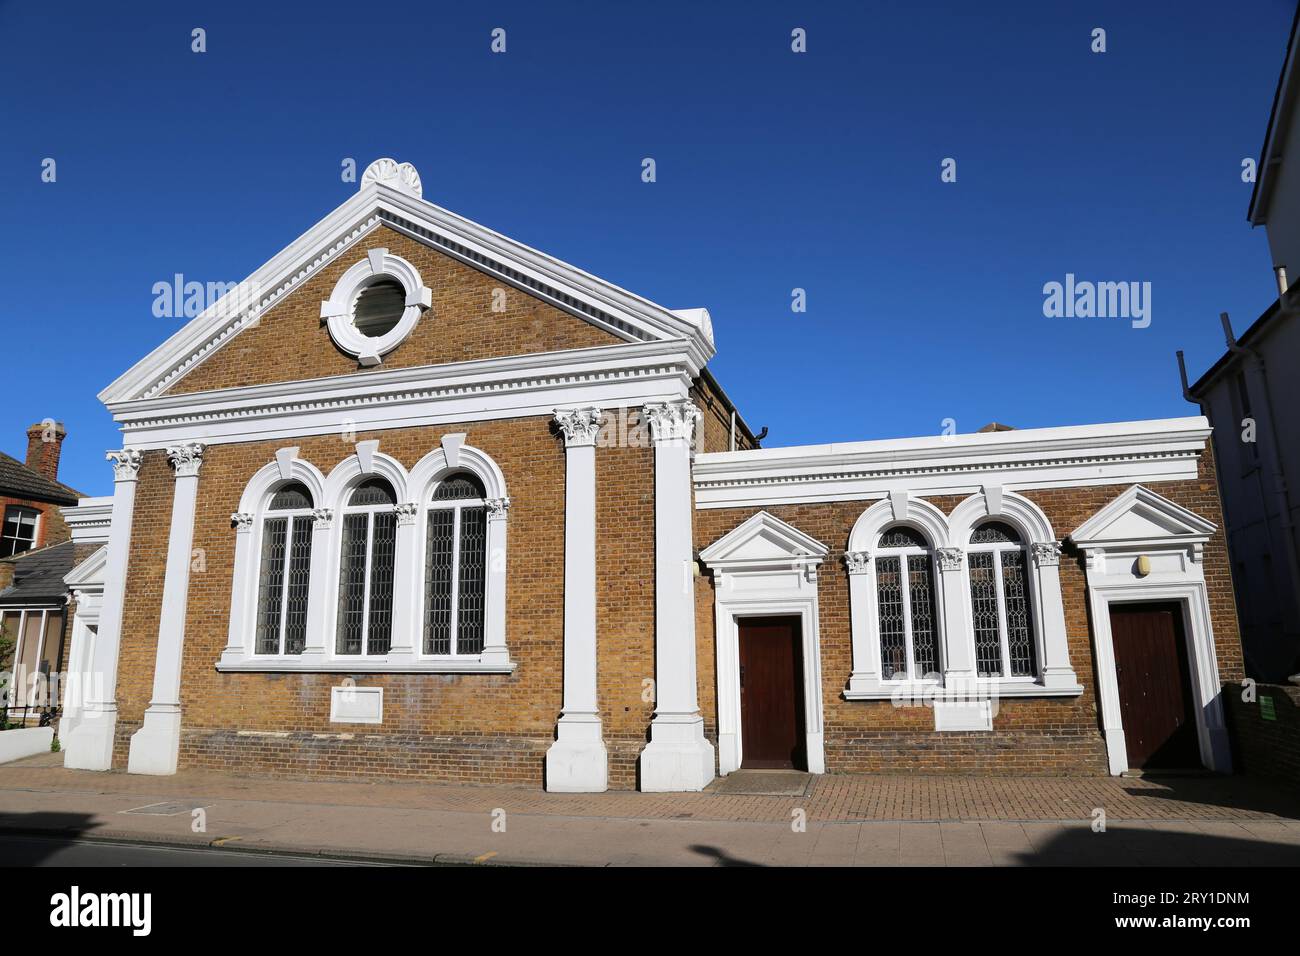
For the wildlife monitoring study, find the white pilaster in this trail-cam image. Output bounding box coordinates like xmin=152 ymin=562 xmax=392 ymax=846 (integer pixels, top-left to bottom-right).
xmin=639 ymin=401 xmax=715 ymax=792
xmin=385 ymin=503 xmax=420 ymax=662
xmin=127 ymin=442 xmax=205 ymax=775
xmin=936 ymin=547 xmax=976 ymax=684
xmin=62 ymin=449 xmax=142 ymax=771
xmin=546 ymin=407 xmax=608 ymax=792
xmin=1031 ymin=542 xmax=1079 ymax=690
xmin=845 ymin=551 xmax=884 ymax=694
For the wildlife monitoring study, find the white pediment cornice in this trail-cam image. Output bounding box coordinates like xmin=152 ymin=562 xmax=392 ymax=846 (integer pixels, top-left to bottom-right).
xmin=1069 ymin=484 xmax=1216 ymax=550
xmin=64 ymin=544 xmax=108 ymax=590
xmin=700 ymin=510 xmax=829 ymax=572
xmin=101 ymin=162 xmax=716 ymax=404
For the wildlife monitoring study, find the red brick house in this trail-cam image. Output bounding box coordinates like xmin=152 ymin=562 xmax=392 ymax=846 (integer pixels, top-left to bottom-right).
xmin=0 ymin=422 xmax=85 ymax=718
xmin=58 ymin=159 xmax=1244 ymax=790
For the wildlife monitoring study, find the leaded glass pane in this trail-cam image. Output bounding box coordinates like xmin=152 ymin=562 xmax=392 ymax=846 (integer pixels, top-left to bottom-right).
xmin=456 ymin=506 xmax=487 ymax=654
xmin=424 ymin=509 xmax=455 ymax=654
xmin=1001 ymin=549 xmax=1037 ymax=676
xmin=283 ymin=517 xmax=312 ymax=655
xmin=876 ymin=556 xmax=907 ymax=679
xmin=878 ymin=525 xmax=928 ymax=549
xmin=255 ymin=517 xmax=289 ymax=654
xmin=367 ymin=512 xmax=397 ymax=654
xmin=349 ymin=478 xmax=396 ymax=506
xmin=433 ymin=474 xmax=486 ymax=501
xmin=269 ymin=482 xmax=312 ymax=510
xmin=969 ymin=551 xmax=1003 ymax=676
xmin=907 ymin=554 xmax=939 ymax=677
xmin=336 ymin=513 xmax=369 ymax=654
xmin=970 ymin=521 xmax=1022 ymax=545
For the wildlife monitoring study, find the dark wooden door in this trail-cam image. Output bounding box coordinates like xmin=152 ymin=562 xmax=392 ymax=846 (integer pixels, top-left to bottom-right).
xmin=738 ymin=617 xmax=805 ymax=769
xmin=1109 ymin=602 xmax=1201 ymax=770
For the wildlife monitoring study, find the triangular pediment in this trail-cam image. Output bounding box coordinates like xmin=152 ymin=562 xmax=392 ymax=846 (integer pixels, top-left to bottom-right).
xmin=1069 ymin=484 xmax=1215 ymax=548
xmin=101 ymin=159 xmax=715 ymax=403
xmin=700 ymin=511 xmax=829 ymax=569
xmin=64 ymin=544 xmax=108 ymax=589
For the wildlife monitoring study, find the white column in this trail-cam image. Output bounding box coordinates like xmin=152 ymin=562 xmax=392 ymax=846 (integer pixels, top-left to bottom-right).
xmin=480 ymin=497 xmax=511 ymax=667
xmin=62 ymin=449 xmax=142 ymax=771
xmin=127 ymin=442 xmax=205 ymax=775
xmin=546 ymin=407 xmax=608 ymax=792
xmin=845 ymin=552 xmax=883 ymax=694
xmin=1032 ymin=542 xmax=1080 ymax=690
xmin=936 ymin=547 xmax=976 ymax=686
xmin=639 ymin=401 xmax=715 ymax=792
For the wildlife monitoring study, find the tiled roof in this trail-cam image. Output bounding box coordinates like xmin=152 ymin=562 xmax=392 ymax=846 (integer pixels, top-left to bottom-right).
xmin=0 ymin=450 xmax=82 ymax=504
xmin=0 ymin=540 xmax=75 ymax=604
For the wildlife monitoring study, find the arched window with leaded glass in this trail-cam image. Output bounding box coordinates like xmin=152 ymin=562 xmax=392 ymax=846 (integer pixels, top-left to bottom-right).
xmin=967 ymin=520 xmax=1038 ymax=677
xmin=255 ymin=482 xmax=314 ymax=656
xmin=875 ymin=525 xmax=941 ymax=681
xmin=336 ymin=477 xmax=398 ymax=656
xmin=423 ymin=472 xmax=488 ymax=656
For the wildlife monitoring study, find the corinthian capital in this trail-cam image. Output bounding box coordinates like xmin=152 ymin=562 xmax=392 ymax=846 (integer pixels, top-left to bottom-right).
xmin=1032 ymin=541 xmax=1062 ymax=567
xmin=643 ymin=401 xmax=702 ymax=445
xmin=107 ymin=448 xmax=144 ymax=482
xmin=553 ymin=407 xmax=603 ymax=447
xmin=844 ymin=551 xmax=872 ymax=575
xmin=167 ymin=442 xmax=206 ymax=477
xmin=936 ymin=547 xmax=964 ymax=572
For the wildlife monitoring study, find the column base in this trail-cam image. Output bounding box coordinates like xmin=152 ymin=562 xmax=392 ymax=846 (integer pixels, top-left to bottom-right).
xmin=545 ymin=714 xmax=608 ymax=793
xmin=1040 ymin=666 xmax=1081 ymax=692
xmin=61 ymin=707 xmax=117 ymax=771
xmin=639 ymin=713 xmax=715 ymax=792
xmin=126 ymin=705 xmax=182 ymax=775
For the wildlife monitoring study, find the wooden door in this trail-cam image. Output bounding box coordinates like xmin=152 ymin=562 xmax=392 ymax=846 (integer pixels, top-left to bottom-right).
xmin=738 ymin=616 xmax=805 ymax=769
xmin=1109 ymin=602 xmax=1201 ymax=770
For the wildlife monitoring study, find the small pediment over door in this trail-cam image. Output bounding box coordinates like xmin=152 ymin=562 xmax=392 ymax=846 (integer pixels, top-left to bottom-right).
xmin=700 ymin=511 xmax=829 ymax=573
xmin=1069 ymin=484 xmax=1216 ymax=551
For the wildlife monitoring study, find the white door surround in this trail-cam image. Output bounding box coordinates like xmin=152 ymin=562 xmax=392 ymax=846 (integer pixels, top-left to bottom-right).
xmin=699 ymin=511 xmax=828 ymax=776
xmin=1070 ymin=484 xmax=1232 ymax=775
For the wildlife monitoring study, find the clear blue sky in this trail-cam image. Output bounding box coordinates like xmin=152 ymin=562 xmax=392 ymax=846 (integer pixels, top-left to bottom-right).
xmin=1 ymin=0 xmax=1293 ymax=496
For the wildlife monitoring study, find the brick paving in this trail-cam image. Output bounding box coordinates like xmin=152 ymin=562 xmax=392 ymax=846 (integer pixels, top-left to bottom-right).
xmin=2 ymin=756 xmax=1298 ymax=865
xmin=2 ymin=755 xmax=1297 ymax=823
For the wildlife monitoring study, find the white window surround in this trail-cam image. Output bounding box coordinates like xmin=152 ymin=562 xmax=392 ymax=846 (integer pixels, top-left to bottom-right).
xmin=1069 ymin=484 xmax=1232 ymax=775
xmin=319 ymin=247 xmax=432 ymax=367
xmin=218 ymin=436 xmax=513 ymax=674
xmin=699 ymin=511 xmax=828 ymax=777
xmin=844 ymin=489 xmax=1081 ymax=700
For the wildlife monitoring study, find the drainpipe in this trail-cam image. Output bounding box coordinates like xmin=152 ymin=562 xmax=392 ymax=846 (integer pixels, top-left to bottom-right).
xmin=1222 ymin=310 xmax=1300 ymax=676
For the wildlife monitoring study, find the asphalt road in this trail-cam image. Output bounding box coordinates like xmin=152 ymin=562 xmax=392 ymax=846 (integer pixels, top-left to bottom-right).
xmin=0 ymin=835 xmax=386 ymax=866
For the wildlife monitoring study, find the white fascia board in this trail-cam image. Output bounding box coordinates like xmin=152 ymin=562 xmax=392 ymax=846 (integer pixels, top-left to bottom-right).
xmin=60 ymin=497 xmax=114 ymax=545
xmin=693 ymin=417 xmax=1212 ymax=509
xmin=102 ymin=184 xmax=715 ymax=405
xmin=109 ymin=339 xmax=699 ymax=449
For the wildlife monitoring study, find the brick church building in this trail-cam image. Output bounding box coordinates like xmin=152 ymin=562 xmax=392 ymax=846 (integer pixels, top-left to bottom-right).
xmin=60 ymin=159 xmax=1243 ymax=790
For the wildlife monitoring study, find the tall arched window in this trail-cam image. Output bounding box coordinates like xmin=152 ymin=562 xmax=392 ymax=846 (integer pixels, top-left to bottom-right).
xmin=337 ymin=477 xmax=397 ymax=656
xmin=424 ymin=473 xmax=488 ymax=655
xmin=255 ymin=482 xmax=314 ymax=655
xmin=968 ymin=520 xmax=1037 ymax=677
xmin=875 ymin=525 xmax=940 ymax=680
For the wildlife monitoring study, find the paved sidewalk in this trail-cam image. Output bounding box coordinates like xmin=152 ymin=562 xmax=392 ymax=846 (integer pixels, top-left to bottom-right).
xmin=1 ymin=754 xmax=1298 ymax=866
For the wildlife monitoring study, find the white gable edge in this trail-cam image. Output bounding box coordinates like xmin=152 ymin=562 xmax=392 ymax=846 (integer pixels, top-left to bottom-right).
xmin=64 ymin=544 xmax=108 ymax=589
xmin=102 ymin=183 xmax=715 ymax=404
xmin=1069 ymin=484 xmax=1217 ymax=545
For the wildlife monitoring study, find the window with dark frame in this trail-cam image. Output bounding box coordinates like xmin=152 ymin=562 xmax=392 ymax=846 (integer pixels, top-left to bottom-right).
xmin=968 ymin=520 xmax=1038 ymax=678
xmin=875 ymin=524 xmax=940 ymax=680
xmin=254 ymin=482 xmax=314 ymax=655
xmin=336 ymin=478 xmax=398 ymax=656
xmin=423 ymin=473 xmax=488 ymax=656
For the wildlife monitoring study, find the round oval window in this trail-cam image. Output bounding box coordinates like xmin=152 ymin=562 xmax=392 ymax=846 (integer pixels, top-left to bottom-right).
xmin=352 ymin=279 xmax=406 ymax=337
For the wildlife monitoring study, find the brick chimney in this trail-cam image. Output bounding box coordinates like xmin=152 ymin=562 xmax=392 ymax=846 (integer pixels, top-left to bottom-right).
xmin=25 ymin=421 xmax=66 ymax=481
